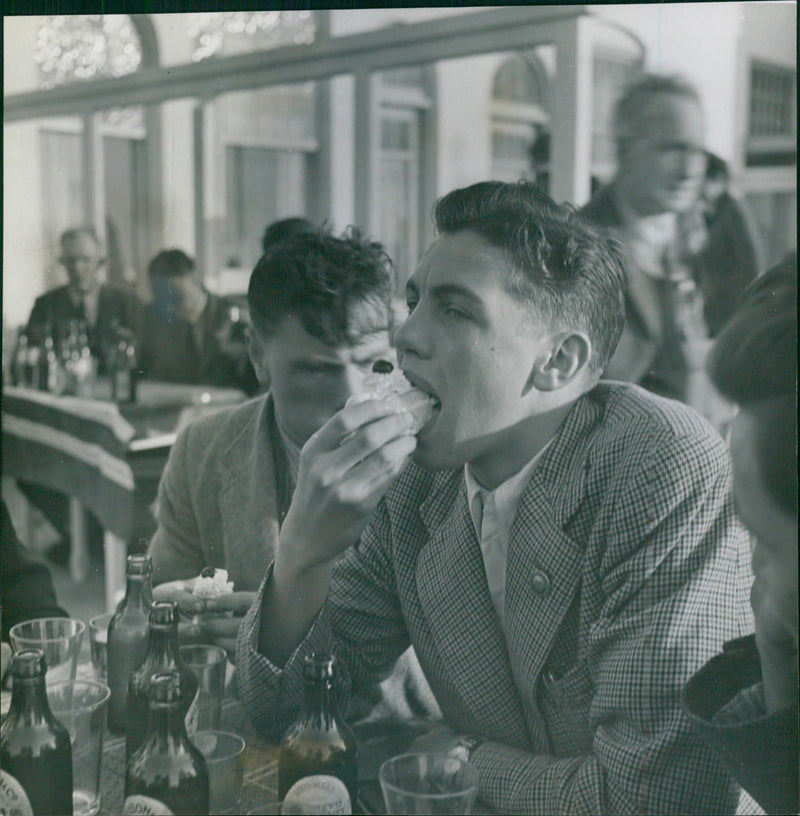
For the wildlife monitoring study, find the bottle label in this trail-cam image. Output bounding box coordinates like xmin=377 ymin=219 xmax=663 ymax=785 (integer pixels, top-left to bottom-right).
xmin=0 ymin=770 xmax=34 ymax=816
xmin=283 ymin=775 xmax=351 ymax=815
xmin=122 ymin=795 xmax=175 ymax=815
xmin=185 ymin=688 xmax=200 ymax=736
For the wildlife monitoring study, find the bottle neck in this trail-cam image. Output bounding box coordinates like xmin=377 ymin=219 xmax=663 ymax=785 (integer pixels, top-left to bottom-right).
xmin=7 ymin=676 xmax=55 ymax=727
xmin=144 ymin=624 xmax=181 ymax=667
xmin=122 ymin=575 xmax=153 ymax=612
xmin=303 ymin=677 xmax=338 ymax=729
xmin=145 ymin=702 xmax=190 ymax=749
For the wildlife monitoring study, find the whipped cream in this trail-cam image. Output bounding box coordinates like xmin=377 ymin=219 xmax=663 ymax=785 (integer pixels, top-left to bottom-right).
xmin=191 ymin=568 xmax=234 ymax=599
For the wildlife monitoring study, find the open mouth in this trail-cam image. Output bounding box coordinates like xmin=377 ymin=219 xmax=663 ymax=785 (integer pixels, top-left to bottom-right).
xmin=402 ymin=371 xmax=442 ymax=430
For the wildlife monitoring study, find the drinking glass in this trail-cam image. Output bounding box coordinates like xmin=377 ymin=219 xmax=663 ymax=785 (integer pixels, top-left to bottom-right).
xmin=379 ymin=752 xmax=479 ymax=815
xmin=88 ymin=613 xmax=113 ymax=683
xmin=180 ymin=644 xmax=227 ymax=730
xmin=9 ymin=618 xmax=85 ymax=687
xmin=49 ymin=680 xmax=111 ymax=816
xmin=193 ymin=730 xmax=246 ymax=815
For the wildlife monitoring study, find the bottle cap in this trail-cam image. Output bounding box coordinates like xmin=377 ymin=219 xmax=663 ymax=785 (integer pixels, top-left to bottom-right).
xmin=10 ymin=649 xmax=47 ymax=679
xmin=127 ymin=554 xmax=153 ymax=576
xmin=149 ymin=601 xmax=177 ymax=628
xmin=302 ymin=653 xmax=335 ymax=680
xmin=149 ymin=672 xmax=181 ymax=704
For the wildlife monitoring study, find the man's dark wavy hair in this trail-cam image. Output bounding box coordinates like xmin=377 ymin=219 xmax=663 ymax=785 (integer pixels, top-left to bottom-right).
xmin=248 ymin=225 xmax=394 ymax=346
xmin=708 ymin=253 xmax=797 ymax=516
xmin=432 ymin=180 xmax=627 ymax=374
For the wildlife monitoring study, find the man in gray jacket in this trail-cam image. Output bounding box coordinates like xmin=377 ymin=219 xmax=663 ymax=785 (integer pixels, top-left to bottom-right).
xmin=148 ymin=225 xmax=439 ymax=719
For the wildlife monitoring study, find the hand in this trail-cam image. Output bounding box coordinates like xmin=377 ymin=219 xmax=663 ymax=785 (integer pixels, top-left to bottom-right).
xmin=199 ymin=592 xmax=257 ymax=660
xmin=153 ymin=581 xmax=251 ymax=651
xmin=409 ymin=724 xmax=461 ymax=755
xmin=278 ymin=397 xmax=417 ymax=578
xmin=153 ymin=579 xmax=207 ymax=616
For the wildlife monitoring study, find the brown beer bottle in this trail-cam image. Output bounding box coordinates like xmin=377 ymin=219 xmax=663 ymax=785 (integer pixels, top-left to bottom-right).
xmin=278 ymin=653 xmax=358 ymax=813
xmin=107 ymin=554 xmax=154 ymax=733
xmin=0 ymin=650 xmax=73 ymax=816
xmin=124 ymin=672 xmax=209 ymax=816
xmin=126 ymin=601 xmax=199 ymax=761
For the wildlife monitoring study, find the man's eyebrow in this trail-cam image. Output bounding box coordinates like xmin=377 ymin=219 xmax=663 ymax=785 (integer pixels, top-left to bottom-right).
xmin=430 ymin=283 xmax=485 ymax=307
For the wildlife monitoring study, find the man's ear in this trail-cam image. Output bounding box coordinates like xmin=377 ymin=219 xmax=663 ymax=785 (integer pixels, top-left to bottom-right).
xmin=247 ymin=327 xmax=271 ymax=388
xmin=523 ymin=332 xmax=592 ymax=394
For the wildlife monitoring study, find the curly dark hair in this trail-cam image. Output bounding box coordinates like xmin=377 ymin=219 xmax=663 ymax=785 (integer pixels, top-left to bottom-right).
xmin=261 ymin=217 xmax=315 ymax=255
xmin=248 ymin=225 xmax=394 ymax=346
xmin=432 ymin=180 xmax=627 ymax=374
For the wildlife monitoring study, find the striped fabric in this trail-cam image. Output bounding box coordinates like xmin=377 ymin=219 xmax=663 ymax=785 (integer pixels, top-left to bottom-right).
xmin=237 ymin=382 xmax=753 ymax=814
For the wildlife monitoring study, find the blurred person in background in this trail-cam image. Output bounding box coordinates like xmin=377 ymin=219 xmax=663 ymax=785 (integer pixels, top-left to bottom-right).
xmin=18 ymin=226 xmax=140 ymax=565
xmin=683 ymin=254 xmax=797 ymax=814
xmin=692 ymin=151 xmax=762 ymax=337
xmin=24 ymin=226 xmax=141 ymax=369
xmin=148 ymin=226 xmax=439 ymax=720
xmin=137 ymin=249 xmax=257 ymax=394
xmin=581 ymin=73 xmax=708 ymax=403
xmin=1 ymin=500 xmax=68 ymax=681
xmin=261 ymin=216 xmax=315 ymax=255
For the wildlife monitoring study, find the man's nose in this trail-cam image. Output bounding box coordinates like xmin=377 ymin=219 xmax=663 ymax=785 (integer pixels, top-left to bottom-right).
xmin=394 ymin=307 xmax=429 ymax=362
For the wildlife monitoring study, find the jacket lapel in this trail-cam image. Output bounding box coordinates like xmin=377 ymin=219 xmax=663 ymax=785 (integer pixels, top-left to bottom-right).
xmin=503 ymin=395 xmax=599 ymax=741
xmin=217 ymin=396 xmax=283 ymax=590
xmin=416 ymin=478 xmax=531 ymax=750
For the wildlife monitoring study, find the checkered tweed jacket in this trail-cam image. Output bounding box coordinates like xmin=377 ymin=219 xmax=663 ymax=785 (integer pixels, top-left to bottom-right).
xmin=237 ymin=382 xmax=753 ymax=814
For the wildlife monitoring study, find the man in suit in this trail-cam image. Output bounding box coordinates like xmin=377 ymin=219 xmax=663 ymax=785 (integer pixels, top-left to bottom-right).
xmin=20 ymin=226 xmax=140 ymax=563
xmin=25 ymin=226 xmax=140 ymax=370
xmin=147 ymin=226 xmax=439 ymax=719
xmin=237 ymin=181 xmax=752 ymax=814
xmin=582 ymin=74 xmax=708 ymax=403
xmin=683 ymin=255 xmax=798 ymax=814
xmin=137 ymin=248 xmax=257 ymax=394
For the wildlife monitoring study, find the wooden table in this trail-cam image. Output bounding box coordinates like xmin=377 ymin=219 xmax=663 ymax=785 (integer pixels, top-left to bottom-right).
xmin=2 ymin=382 xmax=246 ymax=610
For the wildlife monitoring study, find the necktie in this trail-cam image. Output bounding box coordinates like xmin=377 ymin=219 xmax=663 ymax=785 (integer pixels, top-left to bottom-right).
xmin=478 ymin=489 xmax=506 ymax=628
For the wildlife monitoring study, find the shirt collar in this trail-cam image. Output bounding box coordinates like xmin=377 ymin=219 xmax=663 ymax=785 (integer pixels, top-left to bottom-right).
xmin=68 ymin=285 xmax=100 ymax=321
xmin=464 ymin=438 xmax=554 ymax=540
xmin=275 ymin=415 xmax=302 ymax=483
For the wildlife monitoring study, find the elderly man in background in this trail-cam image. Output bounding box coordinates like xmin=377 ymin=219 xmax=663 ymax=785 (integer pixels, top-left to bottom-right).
xmin=18 ymin=226 xmax=141 ymax=564
xmin=683 ymin=255 xmax=798 ymax=815
xmin=582 ymin=74 xmax=708 ymax=404
xmin=24 ymin=226 xmax=140 ymax=368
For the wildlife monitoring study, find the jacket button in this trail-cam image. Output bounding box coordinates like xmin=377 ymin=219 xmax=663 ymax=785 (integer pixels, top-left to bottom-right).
xmin=531 ymin=570 xmax=551 ymax=596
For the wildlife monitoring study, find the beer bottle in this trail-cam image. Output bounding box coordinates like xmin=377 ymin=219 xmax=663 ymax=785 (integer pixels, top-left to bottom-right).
xmin=278 ymin=653 xmax=358 ymax=813
xmin=126 ymin=601 xmax=199 ymax=761
xmin=0 ymin=650 xmax=73 ymax=816
xmin=108 ymin=554 xmax=154 ymax=733
xmin=111 ymin=327 xmax=138 ymax=403
xmin=124 ymin=672 xmax=209 ymax=816
xmin=38 ymin=324 xmax=61 ymax=394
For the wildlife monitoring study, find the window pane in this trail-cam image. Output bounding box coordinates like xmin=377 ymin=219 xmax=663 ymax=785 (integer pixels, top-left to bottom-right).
xmin=381 ymin=119 xmax=411 ymax=152
xmin=749 ymin=62 xmax=796 ymax=138
xmin=225 ymin=146 xmax=307 ymax=273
